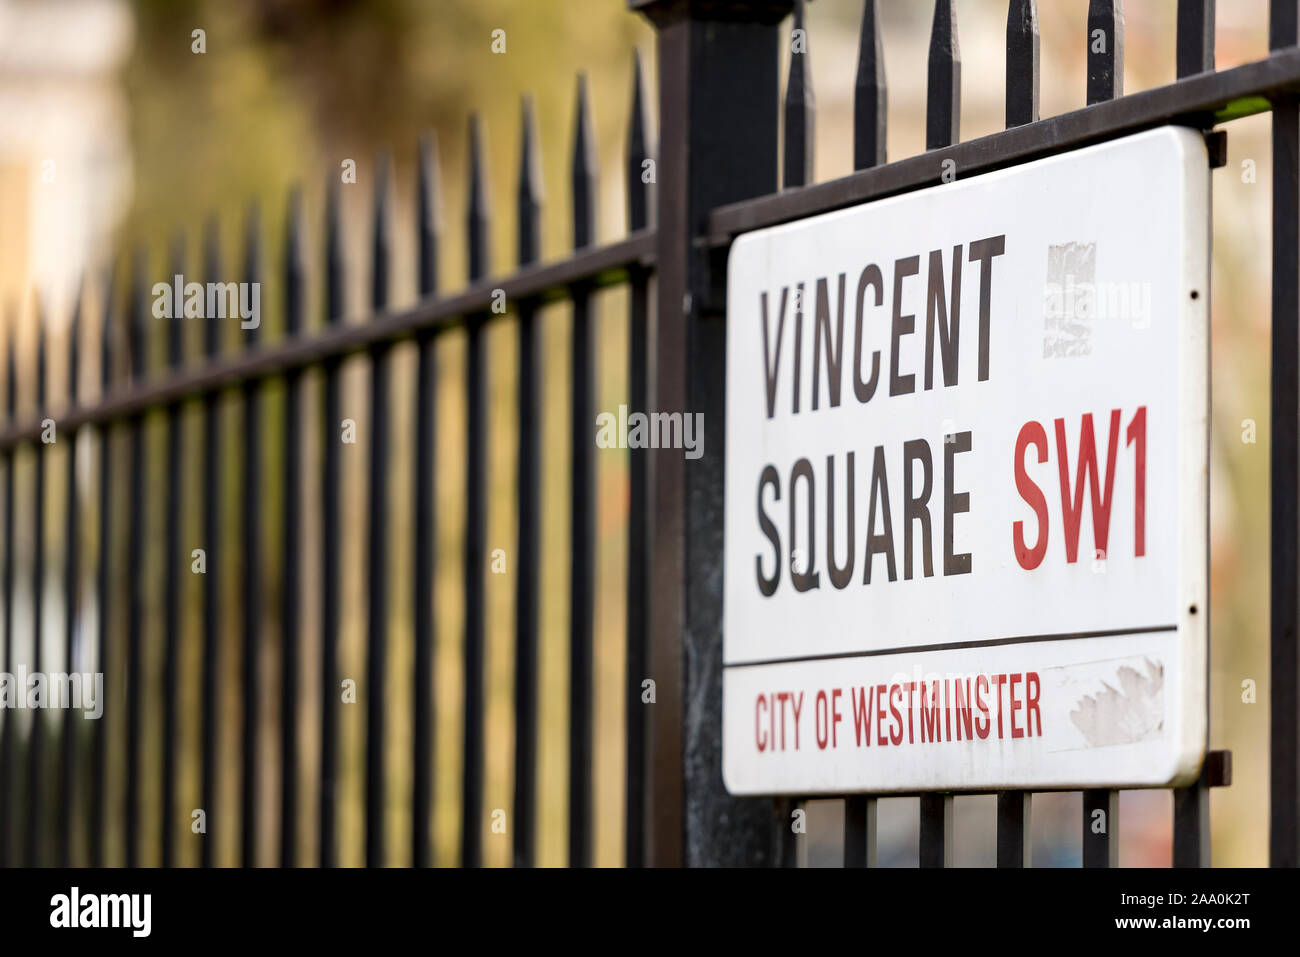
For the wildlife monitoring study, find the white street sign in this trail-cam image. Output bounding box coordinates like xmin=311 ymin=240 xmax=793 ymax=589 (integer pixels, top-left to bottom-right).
xmin=722 ymin=127 xmax=1209 ymax=795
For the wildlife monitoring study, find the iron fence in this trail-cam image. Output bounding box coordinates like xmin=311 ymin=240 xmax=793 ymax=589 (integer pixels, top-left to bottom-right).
xmin=0 ymin=0 xmax=1297 ymax=868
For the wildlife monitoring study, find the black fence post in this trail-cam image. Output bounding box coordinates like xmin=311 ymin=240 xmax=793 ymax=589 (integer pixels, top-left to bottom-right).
xmin=632 ymin=0 xmax=793 ymax=867
xmin=1270 ymin=0 xmax=1300 ymax=869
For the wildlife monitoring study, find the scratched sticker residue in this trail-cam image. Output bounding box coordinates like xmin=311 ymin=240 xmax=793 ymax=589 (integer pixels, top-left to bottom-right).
xmin=1069 ymin=658 xmax=1165 ymax=747
xmin=1043 ymin=241 xmax=1096 ymax=358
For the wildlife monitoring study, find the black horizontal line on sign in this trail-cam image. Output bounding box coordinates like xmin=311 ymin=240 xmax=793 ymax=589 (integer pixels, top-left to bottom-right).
xmin=723 ymin=625 xmax=1180 ymax=670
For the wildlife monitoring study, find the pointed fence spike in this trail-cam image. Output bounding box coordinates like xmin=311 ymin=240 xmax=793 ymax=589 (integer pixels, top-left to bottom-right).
xmin=784 ymin=0 xmax=815 ymax=187
xmin=467 ymin=114 xmax=492 ymax=283
xmin=203 ymin=217 xmax=223 ymax=357
xmin=418 ymin=134 xmax=442 ymax=298
xmin=34 ymin=294 xmax=47 ymax=409
xmin=1006 ymin=0 xmax=1040 ymax=128
xmin=100 ymin=262 xmax=117 ymax=392
xmin=854 ymin=0 xmax=887 ymax=170
xmin=1086 ymin=0 xmax=1125 ymax=104
xmin=519 ymin=96 xmax=543 ymax=268
xmin=927 ymin=0 xmax=961 ymax=150
xmin=326 ymin=179 xmax=345 ymax=323
xmin=627 ymin=50 xmax=653 ymax=229
xmin=372 ymin=152 xmax=392 ymax=313
xmin=168 ymin=232 xmax=186 ymax=368
xmin=4 ymin=305 xmax=15 ymax=417
xmin=572 ymin=75 xmax=597 ymax=250
xmin=69 ymin=277 xmax=83 ymax=403
xmin=244 ymin=202 xmax=262 ymax=345
xmin=285 ymin=186 xmax=306 ymax=337
xmin=129 ymin=247 xmax=149 ymax=380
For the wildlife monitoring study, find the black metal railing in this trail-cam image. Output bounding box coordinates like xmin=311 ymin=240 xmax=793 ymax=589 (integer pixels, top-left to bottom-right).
xmin=0 ymin=48 xmax=655 ymax=868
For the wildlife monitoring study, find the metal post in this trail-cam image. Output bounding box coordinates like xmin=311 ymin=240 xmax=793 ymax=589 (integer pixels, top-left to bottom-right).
xmin=632 ymin=0 xmax=793 ymax=867
xmin=997 ymin=791 xmax=1031 ymax=867
xmin=1271 ymin=0 xmax=1300 ymax=869
xmin=1082 ymin=788 xmax=1119 ymax=867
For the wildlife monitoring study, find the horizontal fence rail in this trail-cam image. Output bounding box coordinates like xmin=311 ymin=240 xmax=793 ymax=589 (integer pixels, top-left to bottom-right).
xmin=710 ymin=39 xmax=1300 ymax=245
xmin=0 ymin=235 xmax=655 ymax=453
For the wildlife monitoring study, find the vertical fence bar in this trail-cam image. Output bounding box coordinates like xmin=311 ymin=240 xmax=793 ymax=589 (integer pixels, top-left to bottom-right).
xmin=124 ymin=254 xmax=148 ymax=869
xmin=854 ymin=0 xmax=886 ymax=170
xmin=569 ymin=75 xmax=597 ymax=869
xmin=161 ymin=236 xmax=185 ymax=868
xmin=281 ymin=188 xmax=305 ymax=868
xmin=624 ymin=52 xmax=651 ymax=869
xmin=1270 ymin=0 xmax=1300 ymax=868
xmin=775 ymin=31 xmax=808 ymax=858
xmin=1006 ymin=0 xmax=1040 ymax=128
xmin=320 ymin=182 xmax=344 ymax=868
xmin=0 ymin=311 xmax=13 ymax=868
xmin=513 ymin=102 xmax=542 ymax=869
xmin=1174 ymin=763 xmax=1211 ymax=867
xmin=774 ymin=796 xmax=803 ymax=866
xmin=1082 ymin=788 xmax=1119 ymax=867
xmin=25 ymin=307 xmax=46 ymax=867
xmin=1177 ymin=0 xmax=1215 ymax=78
xmin=927 ymin=0 xmax=960 ymax=150
xmin=462 ymin=115 xmax=490 ymax=868
xmin=783 ymin=0 xmax=813 ymax=188
xmin=780 ymin=800 xmax=800 ymax=867
xmin=1080 ymin=2 xmax=1124 ymax=864
xmin=847 ymin=3 xmax=885 ymax=868
xmin=0 ymin=312 xmax=14 ymax=868
xmin=1174 ymin=0 xmax=1215 ymax=870
xmin=240 ymin=205 xmax=263 ymax=867
xmin=997 ymin=791 xmax=1031 ymax=867
xmin=91 ymin=269 xmax=116 ymax=867
xmin=201 ymin=219 xmax=224 ymax=868
xmin=1086 ymin=0 xmax=1125 ymax=105
xmin=365 ymin=156 xmax=392 ymax=869
xmin=919 ymin=793 xmax=953 ymax=867
xmin=413 ymin=136 xmax=440 ymax=869
xmin=998 ymin=0 xmax=1039 ymax=867
xmin=60 ymin=285 xmax=83 ymax=867
xmin=843 ymin=796 xmax=876 ymax=868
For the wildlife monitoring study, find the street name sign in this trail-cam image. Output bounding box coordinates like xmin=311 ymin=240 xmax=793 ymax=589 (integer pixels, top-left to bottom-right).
xmin=722 ymin=127 xmax=1210 ymax=794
